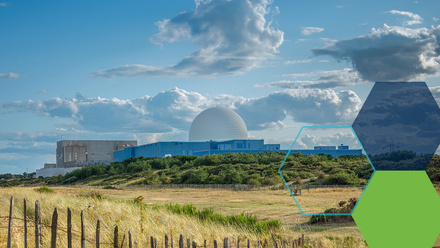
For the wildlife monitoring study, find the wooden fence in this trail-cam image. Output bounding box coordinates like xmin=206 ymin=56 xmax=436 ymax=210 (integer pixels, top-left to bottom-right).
xmin=27 ymin=183 xmax=365 ymax=191
xmin=3 ymin=196 xmax=307 ymax=248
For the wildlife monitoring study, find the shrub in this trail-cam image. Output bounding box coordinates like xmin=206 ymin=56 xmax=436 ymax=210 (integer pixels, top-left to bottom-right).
xmin=103 ymin=185 xmax=117 ymax=190
xmin=34 ymin=186 xmax=54 ymax=193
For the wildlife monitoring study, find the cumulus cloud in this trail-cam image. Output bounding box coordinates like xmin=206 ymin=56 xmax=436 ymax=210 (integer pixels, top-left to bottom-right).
xmin=94 ymin=0 xmax=284 ymax=78
xmin=0 ymin=72 xmax=19 ymax=79
xmin=235 ymin=88 xmax=362 ymax=130
xmin=301 ymin=27 xmax=324 ymax=36
xmin=430 ymin=86 xmax=440 ymax=103
xmin=294 ymin=130 xmax=360 ymax=149
xmin=255 ymin=68 xmax=365 ymax=89
xmin=0 ymin=88 xmax=361 ymax=134
xmin=388 ymin=10 xmax=422 ymax=25
xmin=313 ymin=24 xmax=440 ymax=81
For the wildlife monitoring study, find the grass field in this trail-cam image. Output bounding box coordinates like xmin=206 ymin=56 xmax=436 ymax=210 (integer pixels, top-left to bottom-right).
xmin=0 ymin=186 xmax=368 ymax=248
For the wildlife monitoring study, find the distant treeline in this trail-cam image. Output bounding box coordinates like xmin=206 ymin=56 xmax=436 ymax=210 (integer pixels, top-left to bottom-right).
xmin=3 ymin=151 xmax=440 ymax=187
xmin=58 ymin=152 xmax=373 ymax=186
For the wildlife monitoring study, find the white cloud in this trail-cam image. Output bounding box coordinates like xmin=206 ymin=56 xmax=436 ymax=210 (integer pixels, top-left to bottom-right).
xmin=430 ymin=86 xmax=440 ymax=104
xmin=0 ymin=87 xmax=362 ymax=134
xmin=301 ymin=27 xmax=324 ymax=36
xmin=313 ymin=24 xmax=440 ymax=81
xmin=256 ymin=68 xmax=366 ymax=89
xmin=434 ymin=17 xmax=440 ymax=22
xmin=294 ymin=131 xmax=360 ymax=149
xmin=0 ymin=72 xmax=19 ymax=79
xmin=284 ymin=59 xmax=313 ymax=65
xmin=0 ymin=87 xmax=363 ymax=173
xmin=0 ymin=3 xmax=8 ymax=7
xmin=94 ymin=0 xmax=284 ymax=78
xmin=235 ymin=88 xmax=362 ymax=129
xmin=388 ymin=10 xmax=422 ymax=25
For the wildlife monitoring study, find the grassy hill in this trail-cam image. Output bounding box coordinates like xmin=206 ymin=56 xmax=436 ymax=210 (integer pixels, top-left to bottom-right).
xmin=2 ymin=152 xmax=374 ymax=187
xmin=4 ymin=152 xmax=440 ymax=188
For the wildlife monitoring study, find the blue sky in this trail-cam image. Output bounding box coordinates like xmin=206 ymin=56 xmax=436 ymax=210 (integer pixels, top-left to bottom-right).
xmin=1 ymin=0 xmax=440 ymax=174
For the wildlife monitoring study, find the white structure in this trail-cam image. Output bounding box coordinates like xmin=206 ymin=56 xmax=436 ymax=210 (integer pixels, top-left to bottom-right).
xmin=189 ymin=107 xmax=248 ymax=141
xmin=36 ymin=140 xmax=137 ymax=178
xmin=35 ymin=164 xmax=81 ymax=178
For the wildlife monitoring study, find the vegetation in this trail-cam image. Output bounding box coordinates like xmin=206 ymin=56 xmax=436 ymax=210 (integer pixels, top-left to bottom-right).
xmin=54 ymin=152 xmax=373 ymax=186
xmin=3 ymin=153 xmax=440 ymax=188
xmin=34 ymin=186 xmax=54 ymax=193
xmin=310 ymin=198 xmax=357 ymax=224
xmin=0 ymin=187 xmax=369 ymax=248
xmin=160 ymin=203 xmax=280 ymax=233
xmin=370 ymin=150 xmax=433 ymax=170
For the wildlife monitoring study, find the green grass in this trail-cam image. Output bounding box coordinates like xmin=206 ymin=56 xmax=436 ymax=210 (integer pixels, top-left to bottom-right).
xmin=163 ymin=203 xmax=281 ymax=233
xmin=34 ymin=186 xmax=54 ymax=193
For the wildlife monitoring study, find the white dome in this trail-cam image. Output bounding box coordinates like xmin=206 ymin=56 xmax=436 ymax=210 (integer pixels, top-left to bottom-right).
xmin=189 ymin=107 xmax=248 ymax=141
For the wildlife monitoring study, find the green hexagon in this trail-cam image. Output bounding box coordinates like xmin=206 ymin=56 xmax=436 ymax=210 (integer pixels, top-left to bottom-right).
xmin=353 ymin=171 xmax=440 ymax=248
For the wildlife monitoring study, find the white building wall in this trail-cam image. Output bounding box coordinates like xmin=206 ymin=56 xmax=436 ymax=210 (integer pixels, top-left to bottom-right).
xmin=36 ymin=167 xmax=82 ymax=178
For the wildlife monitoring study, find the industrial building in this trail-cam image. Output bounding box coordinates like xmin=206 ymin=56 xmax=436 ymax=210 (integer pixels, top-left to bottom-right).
xmin=36 ymin=107 xmax=362 ymax=177
xmin=114 ymin=107 xmax=362 ymax=162
xmin=36 ymin=140 xmax=137 ymax=177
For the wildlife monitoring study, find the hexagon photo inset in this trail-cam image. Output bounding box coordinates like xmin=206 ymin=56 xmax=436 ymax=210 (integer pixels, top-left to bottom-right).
xmin=279 ymin=126 xmax=374 ymax=215
xmin=352 ymin=82 xmax=440 ymax=170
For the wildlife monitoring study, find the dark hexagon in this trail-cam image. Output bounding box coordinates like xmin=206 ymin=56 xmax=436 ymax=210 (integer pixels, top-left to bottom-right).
xmin=352 ymin=82 xmax=440 ymax=170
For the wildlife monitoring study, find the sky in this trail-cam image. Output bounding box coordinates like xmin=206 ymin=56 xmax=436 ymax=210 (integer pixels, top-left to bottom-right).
xmin=1 ymin=0 xmax=440 ymax=174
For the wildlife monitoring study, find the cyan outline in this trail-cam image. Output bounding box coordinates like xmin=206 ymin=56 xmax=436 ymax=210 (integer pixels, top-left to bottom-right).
xmin=278 ymin=125 xmax=376 ymax=216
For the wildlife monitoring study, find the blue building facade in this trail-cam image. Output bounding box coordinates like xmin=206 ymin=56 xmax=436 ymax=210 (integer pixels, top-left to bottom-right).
xmin=113 ymin=139 xmax=362 ymax=162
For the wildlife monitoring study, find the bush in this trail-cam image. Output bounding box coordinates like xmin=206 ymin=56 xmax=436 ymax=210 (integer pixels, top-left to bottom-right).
xmin=103 ymin=185 xmax=117 ymax=190
xmin=35 ymin=186 xmax=54 ymax=193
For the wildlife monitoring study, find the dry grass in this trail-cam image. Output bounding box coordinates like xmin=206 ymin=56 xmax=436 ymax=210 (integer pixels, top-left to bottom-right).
xmin=0 ymin=187 xmax=368 ymax=248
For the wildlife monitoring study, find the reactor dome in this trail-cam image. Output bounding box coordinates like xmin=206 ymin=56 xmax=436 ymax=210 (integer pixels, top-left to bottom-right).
xmin=189 ymin=107 xmax=248 ymax=141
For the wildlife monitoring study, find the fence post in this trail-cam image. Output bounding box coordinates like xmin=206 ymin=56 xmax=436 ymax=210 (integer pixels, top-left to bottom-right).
xmin=192 ymin=241 xmax=197 ymax=248
xmin=51 ymin=208 xmax=58 ymax=248
xmin=114 ymin=226 xmax=119 ymax=248
xmin=214 ymin=240 xmax=217 ymax=248
xmin=121 ymin=234 xmax=126 ymax=248
xmin=187 ymin=238 xmax=190 ymax=248
xmin=171 ymin=234 xmax=174 ymax=248
xmin=204 ymin=240 xmax=207 ymax=248
xmin=128 ymin=231 xmax=133 ymax=248
xmin=96 ymin=219 xmax=101 ymax=248
xmin=246 ymin=239 xmax=250 ymax=248
xmin=179 ymin=234 xmax=183 ymax=248
xmin=24 ymin=198 xmax=28 ymax=248
xmin=165 ymin=235 xmax=169 ymax=248
xmin=223 ymin=238 xmax=229 ymax=248
xmin=150 ymin=236 xmax=154 ymax=248
xmin=67 ymin=208 xmax=72 ymax=248
xmin=237 ymin=237 xmax=240 ymax=248
xmin=35 ymin=200 xmax=41 ymax=248
xmin=81 ymin=210 xmax=86 ymax=248
xmin=7 ymin=196 xmax=13 ymax=248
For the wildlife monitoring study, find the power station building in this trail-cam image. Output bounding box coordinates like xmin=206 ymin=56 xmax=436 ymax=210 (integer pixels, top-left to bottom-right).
xmin=36 ymin=140 xmax=137 ymax=177
xmin=114 ymin=107 xmax=362 ymax=162
xmin=36 ymin=107 xmax=362 ymax=177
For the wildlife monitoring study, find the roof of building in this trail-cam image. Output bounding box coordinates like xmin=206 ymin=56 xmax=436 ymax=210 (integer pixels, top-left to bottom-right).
xmin=189 ymin=107 xmax=248 ymax=141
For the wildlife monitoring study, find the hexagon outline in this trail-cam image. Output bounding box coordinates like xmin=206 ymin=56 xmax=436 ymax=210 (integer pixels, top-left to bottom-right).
xmin=278 ymin=125 xmax=376 ymax=216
